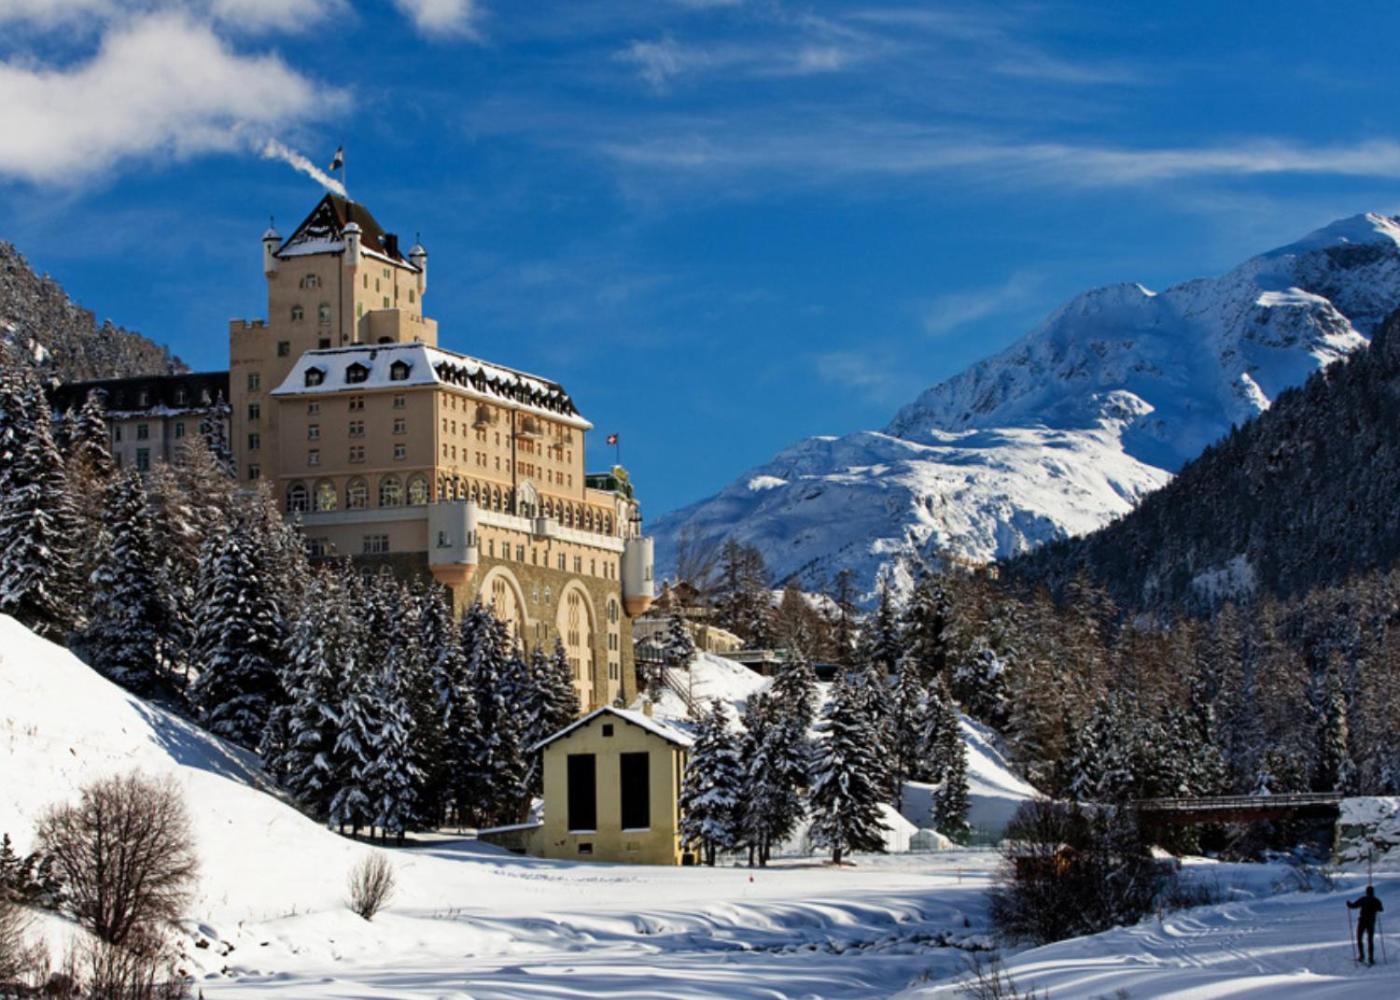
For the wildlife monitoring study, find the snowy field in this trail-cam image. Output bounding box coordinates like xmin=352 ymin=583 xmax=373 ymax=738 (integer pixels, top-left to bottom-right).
xmin=5 ymin=613 xmax=1400 ymax=998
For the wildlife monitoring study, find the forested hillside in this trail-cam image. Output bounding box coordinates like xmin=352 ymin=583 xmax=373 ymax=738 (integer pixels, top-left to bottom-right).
xmin=1007 ymin=306 xmax=1400 ymax=614
xmin=0 ymin=241 xmax=183 ymax=380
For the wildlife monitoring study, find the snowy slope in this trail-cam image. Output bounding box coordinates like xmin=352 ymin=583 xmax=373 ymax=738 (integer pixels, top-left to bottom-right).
xmin=653 ymin=214 xmax=1400 ymax=593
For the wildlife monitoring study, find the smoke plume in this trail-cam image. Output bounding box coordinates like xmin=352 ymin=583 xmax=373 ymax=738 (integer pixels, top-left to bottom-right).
xmin=259 ymin=139 xmax=346 ymax=198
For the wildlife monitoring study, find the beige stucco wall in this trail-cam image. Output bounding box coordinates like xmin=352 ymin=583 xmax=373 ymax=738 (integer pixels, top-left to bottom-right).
xmin=538 ymin=714 xmax=686 ymax=865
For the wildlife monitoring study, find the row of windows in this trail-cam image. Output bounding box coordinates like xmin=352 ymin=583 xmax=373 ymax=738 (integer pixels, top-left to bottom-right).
xmin=432 ymin=477 xmax=614 ymax=534
xmin=112 ymin=422 xmax=188 ymax=443
xmin=306 ymin=443 xmax=407 ymax=464
xmin=286 ymin=474 xmax=432 ymax=513
xmin=304 ymin=360 xmax=411 ymax=388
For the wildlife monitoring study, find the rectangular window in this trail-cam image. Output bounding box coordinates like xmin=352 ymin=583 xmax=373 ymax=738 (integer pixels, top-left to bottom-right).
xmin=308 ymin=424 xmax=320 ymax=440
xmin=349 ymin=420 xmax=365 ymax=437
xmin=392 ymin=393 xmax=405 ymax=409
xmin=307 ymin=402 xmax=320 ymax=415
xmin=318 ymin=337 xmax=331 ymax=350
xmin=393 ymin=418 xmax=406 ymax=434
xmin=567 ymin=754 xmax=597 ymax=833
xmin=349 ymin=445 xmax=365 ymax=463
xmin=362 ymin=534 xmax=389 ymax=555
xmin=248 ymin=432 xmax=260 ymax=450
xmin=349 ymin=397 xmax=364 ymax=411
xmin=136 ymin=423 xmax=150 ymax=441
xmin=393 ymin=443 xmax=406 ymax=460
xmin=113 ymin=426 xmax=122 ymax=442
xmin=277 ymin=341 xmax=290 ymax=357
xmin=248 ymin=403 xmax=260 ymax=421
xmin=620 ymin=753 xmax=649 ymax=830
xmin=174 ymin=422 xmax=185 ymax=439
xmin=516 ymin=545 xmax=525 ymax=562
xmin=135 ymin=448 xmax=150 ymax=472
xmin=247 ymin=372 xmax=261 ymax=391
xmin=308 ymin=449 xmax=320 ymax=466
xmin=248 ymin=464 xmax=261 ymax=481
xmin=307 ymin=538 xmax=330 ymax=558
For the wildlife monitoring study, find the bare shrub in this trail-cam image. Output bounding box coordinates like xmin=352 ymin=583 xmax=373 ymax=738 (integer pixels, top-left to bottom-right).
xmin=1159 ymin=872 xmax=1224 ymax=912
xmin=990 ymin=800 xmax=1167 ymax=946
xmin=37 ymin=772 xmax=198 ymax=946
xmin=347 ymin=853 xmax=396 ymax=921
xmin=1274 ymin=861 xmax=1338 ymax=894
xmin=55 ymin=927 xmax=189 ymax=1000
xmin=958 ymin=953 xmax=1047 ymax=1000
xmin=0 ymin=891 xmax=51 ymax=993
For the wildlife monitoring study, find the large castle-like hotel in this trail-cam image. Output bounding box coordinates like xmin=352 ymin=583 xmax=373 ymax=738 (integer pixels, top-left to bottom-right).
xmin=61 ymin=194 xmax=655 ymax=713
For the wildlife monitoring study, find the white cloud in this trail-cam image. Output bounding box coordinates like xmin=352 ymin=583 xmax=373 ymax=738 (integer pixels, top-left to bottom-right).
xmin=618 ymin=35 xmax=866 ymax=90
xmin=393 ymin=0 xmax=481 ymax=40
xmin=921 ymin=271 xmax=1045 ymax=337
xmin=208 ymin=0 xmax=344 ymax=34
xmin=0 ymin=12 xmax=340 ymax=184
xmin=0 ymin=0 xmax=343 ymax=34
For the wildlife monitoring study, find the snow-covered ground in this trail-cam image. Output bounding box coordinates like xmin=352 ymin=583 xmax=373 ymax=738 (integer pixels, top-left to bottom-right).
xmin=6 ymin=614 xmax=1398 ymax=998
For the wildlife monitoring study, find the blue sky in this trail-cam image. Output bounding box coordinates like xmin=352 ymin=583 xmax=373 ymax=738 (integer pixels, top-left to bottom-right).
xmin=4 ymin=1 xmax=1400 ymax=518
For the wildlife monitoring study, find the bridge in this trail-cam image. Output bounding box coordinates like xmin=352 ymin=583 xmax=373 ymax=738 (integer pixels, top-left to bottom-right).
xmin=1131 ymin=793 xmax=1344 ymax=826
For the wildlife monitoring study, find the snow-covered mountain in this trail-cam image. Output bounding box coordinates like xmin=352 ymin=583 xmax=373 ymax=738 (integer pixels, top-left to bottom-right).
xmin=652 ymin=213 xmax=1400 ymax=594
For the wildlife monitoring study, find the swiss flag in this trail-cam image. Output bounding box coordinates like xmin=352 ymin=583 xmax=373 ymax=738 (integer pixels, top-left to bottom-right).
xmin=606 ymin=433 xmax=619 ymax=445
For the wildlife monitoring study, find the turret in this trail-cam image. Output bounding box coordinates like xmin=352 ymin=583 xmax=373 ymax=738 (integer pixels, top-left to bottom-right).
xmin=262 ymin=222 xmax=280 ymax=276
xmin=344 ymin=220 xmax=362 ymax=265
xmin=409 ymin=238 xmax=427 ymax=296
xmin=622 ymin=536 xmax=655 ymax=616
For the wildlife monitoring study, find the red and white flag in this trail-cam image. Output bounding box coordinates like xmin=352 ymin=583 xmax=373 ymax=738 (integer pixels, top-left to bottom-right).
xmin=606 ymin=433 xmax=619 ymax=445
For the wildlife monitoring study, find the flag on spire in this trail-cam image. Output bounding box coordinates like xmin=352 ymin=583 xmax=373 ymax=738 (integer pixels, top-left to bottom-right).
xmin=328 ymin=146 xmax=344 ymax=172
xmin=606 ymin=433 xmax=619 ymax=445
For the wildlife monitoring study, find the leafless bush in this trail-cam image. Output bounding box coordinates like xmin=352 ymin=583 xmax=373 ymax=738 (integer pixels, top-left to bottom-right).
xmin=1274 ymin=861 xmax=1338 ymax=894
xmin=55 ymin=926 xmax=189 ymax=1000
xmin=37 ymin=773 xmax=198 ymax=946
xmin=958 ymin=953 xmax=1047 ymax=1000
xmin=1159 ymin=872 xmax=1224 ymax=912
xmin=0 ymin=892 xmax=51 ymax=994
xmin=347 ymin=853 xmax=396 ymax=921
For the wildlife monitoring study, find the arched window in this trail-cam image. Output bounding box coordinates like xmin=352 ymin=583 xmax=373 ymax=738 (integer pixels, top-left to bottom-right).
xmin=318 ymin=303 xmax=331 ymax=324
xmin=291 ymin=305 xmax=304 ymax=322
xmin=584 ymin=509 xmax=594 ymax=531
xmin=286 ymin=482 xmax=309 ymax=513
xmin=314 ymin=480 xmax=338 ymax=511
xmin=407 ymin=475 xmax=429 ymax=506
xmin=469 ymin=481 xmax=481 ymax=504
xmin=304 ymin=367 xmax=325 ymax=387
xmin=492 ymin=487 xmax=502 ymax=511
xmin=379 ymin=475 xmax=403 ymax=507
xmin=346 ymin=477 xmax=369 ymax=509
xmin=438 ymin=476 xmax=449 ymax=501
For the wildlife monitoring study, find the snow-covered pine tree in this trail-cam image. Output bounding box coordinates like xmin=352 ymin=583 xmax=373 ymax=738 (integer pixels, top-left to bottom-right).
xmin=663 ymin=611 xmax=697 ymax=670
xmin=0 ymin=374 xmax=81 ymax=638
xmin=263 ymin=565 xmax=355 ymax=815
xmin=189 ymin=517 xmax=287 ymax=748
xmin=366 ymin=653 xmax=424 ymax=842
xmin=808 ymin=671 xmax=887 ymax=864
xmin=864 ymin=581 xmax=904 ymax=676
xmin=737 ymin=693 xmax=805 ymax=865
xmin=71 ymin=389 xmax=114 ymax=482
xmin=679 ymin=699 xmax=743 ymax=865
xmin=825 ymin=568 xmax=859 ymax=668
xmin=1313 ymin=655 xmax=1357 ymax=794
xmin=460 ymin=604 xmax=530 ymax=826
xmin=409 ymin=582 xmax=457 ymax=825
xmin=543 ymin=637 xmax=581 ymax=732
xmin=890 ymin=655 xmax=930 ymax=802
xmin=769 ymin=648 xmax=818 ymax=735
xmin=65 ymin=389 xmax=115 ymax=606
xmin=900 ymin=569 xmax=952 ymax=683
xmin=927 ymin=684 xmax=970 ymax=843
xmin=1063 ymin=696 xmax=1139 ymax=804
xmin=438 ymin=601 xmax=487 ymax=827
xmin=82 ymin=470 xmax=164 ymax=693
xmin=950 ymin=635 xmax=1009 ymax=729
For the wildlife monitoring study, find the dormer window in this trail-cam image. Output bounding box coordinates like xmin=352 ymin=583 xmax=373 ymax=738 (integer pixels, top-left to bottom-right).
xmin=345 ymin=362 xmax=370 ymax=384
xmin=389 ymin=360 xmax=411 ymax=381
xmin=304 ymin=366 xmax=326 ymax=387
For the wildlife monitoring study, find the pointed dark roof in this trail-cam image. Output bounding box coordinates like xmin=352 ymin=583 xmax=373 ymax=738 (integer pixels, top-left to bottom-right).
xmin=275 ymin=194 xmax=413 ymax=266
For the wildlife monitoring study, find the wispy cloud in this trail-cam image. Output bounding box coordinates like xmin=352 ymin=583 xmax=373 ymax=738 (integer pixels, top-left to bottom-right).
xmin=618 ymin=34 xmax=866 ymax=91
xmin=921 ymin=270 xmax=1045 ymax=337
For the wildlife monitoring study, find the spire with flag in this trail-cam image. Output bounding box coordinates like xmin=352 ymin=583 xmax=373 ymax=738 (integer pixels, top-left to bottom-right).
xmin=606 ymin=433 xmax=620 ymax=465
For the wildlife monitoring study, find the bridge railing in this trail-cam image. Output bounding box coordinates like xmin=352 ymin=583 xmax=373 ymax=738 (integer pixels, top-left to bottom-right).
xmin=1132 ymin=792 xmax=1345 ymax=812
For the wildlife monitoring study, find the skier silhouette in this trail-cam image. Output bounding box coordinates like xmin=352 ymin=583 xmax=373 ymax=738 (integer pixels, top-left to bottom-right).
xmin=1348 ymin=886 xmax=1384 ymax=965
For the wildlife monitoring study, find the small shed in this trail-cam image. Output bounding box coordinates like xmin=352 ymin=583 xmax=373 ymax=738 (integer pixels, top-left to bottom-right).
xmin=531 ymin=706 xmax=692 ymax=865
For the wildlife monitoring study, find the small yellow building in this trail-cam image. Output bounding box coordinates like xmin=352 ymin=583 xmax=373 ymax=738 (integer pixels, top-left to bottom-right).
xmin=533 ymin=706 xmax=692 ymax=865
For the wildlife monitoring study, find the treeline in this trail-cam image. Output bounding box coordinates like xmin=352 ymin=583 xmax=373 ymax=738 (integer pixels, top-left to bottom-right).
xmin=1008 ymin=307 xmax=1400 ymax=615
xmin=0 ymin=362 xmax=576 ymax=840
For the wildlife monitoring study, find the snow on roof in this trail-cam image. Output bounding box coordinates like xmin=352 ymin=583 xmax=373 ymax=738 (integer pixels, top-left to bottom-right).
xmin=530 ymin=705 xmax=694 ymax=752
xmin=271 ymin=342 xmax=591 ymax=429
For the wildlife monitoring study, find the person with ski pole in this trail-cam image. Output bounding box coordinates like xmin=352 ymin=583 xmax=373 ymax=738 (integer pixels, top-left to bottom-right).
xmin=1348 ymin=885 xmax=1384 ymax=965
